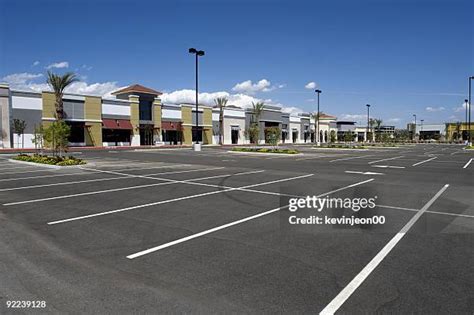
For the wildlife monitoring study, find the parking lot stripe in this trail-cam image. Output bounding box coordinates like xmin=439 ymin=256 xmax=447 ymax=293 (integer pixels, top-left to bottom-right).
xmin=126 ymin=178 xmax=375 ymax=259
xmin=47 ymin=174 xmax=314 ymax=225
xmin=463 ymin=158 xmax=473 ymax=169
xmin=345 ymin=171 xmax=384 ymax=175
xmin=0 ymin=164 xmax=191 ymax=183
xmin=368 ymin=156 xmax=404 ymax=164
xmin=320 ymin=184 xmax=449 ymax=315
xmin=0 ymin=165 xmax=38 ymax=171
xmin=0 ymin=168 xmax=63 ymax=176
xmin=2 ymin=168 xmax=247 ymax=206
xmin=412 ymin=156 xmax=437 ymax=166
xmin=371 ymin=165 xmax=405 ymax=169
xmin=329 ymin=155 xmax=375 ymax=163
xmin=0 ymin=167 xmax=225 ymax=192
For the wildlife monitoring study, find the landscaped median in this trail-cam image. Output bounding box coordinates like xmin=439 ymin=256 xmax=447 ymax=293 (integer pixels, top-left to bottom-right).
xmin=312 ymin=143 xmax=401 ymax=150
xmin=231 ymin=147 xmax=300 ymax=155
xmin=12 ymin=154 xmax=86 ymax=167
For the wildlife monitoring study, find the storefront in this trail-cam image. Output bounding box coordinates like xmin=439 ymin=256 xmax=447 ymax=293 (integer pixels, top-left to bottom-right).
xmin=162 ymin=121 xmax=182 ymax=145
xmin=102 ymin=119 xmax=133 ymax=146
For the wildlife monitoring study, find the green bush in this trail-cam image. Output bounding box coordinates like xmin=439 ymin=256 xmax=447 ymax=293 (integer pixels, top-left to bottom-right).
xmin=232 ymin=147 xmax=299 ymax=154
xmin=14 ymin=154 xmax=86 ymax=166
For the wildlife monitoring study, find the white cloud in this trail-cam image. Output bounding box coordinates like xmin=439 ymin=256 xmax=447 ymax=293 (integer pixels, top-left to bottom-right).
xmin=340 ymin=114 xmax=366 ymax=121
xmin=2 ymin=71 xmax=120 ymax=97
xmin=2 ymin=72 xmax=43 ymax=85
xmin=305 ymin=81 xmax=317 ymax=89
xmin=281 ymin=106 xmax=304 ymax=115
xmin=453 ymin=102 xmax=469 ymax=113
xmin=425 ymin=106 xmax=445 ymax=112
xmin=160 ymin=89 xmax=288 ymax=111
xmin=387 ymin=118 xmax=401 ymax=123
xmin=232 ymin=79 xmax=278 ymax=94
xmin=65 ymin=81 xmax=121 ymax=97
xmin=32 ymin=61 xmax=40 ymax=67
xmin=46 ymin=61 xmax=69 ymax=69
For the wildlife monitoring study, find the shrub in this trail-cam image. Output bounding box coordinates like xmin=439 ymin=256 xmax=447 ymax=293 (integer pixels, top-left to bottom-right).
xmin=14 ymin=154 xmax=86 ymax=166
xmin=232 ymin=147 xmax=299 ymax=154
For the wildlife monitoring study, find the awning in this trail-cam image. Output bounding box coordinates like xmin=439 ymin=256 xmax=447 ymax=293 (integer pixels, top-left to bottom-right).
xmin=162 ymin=121 xmax=182 ymax=131
xmin=102 ymin=119 xmax=133 ymax=130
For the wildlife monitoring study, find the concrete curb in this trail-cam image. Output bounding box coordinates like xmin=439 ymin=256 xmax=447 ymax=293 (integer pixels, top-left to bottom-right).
xmin=8 ymin=158 xmax=86 ymax=169
xmin=227 ymin=151 xmax=303 ymax=156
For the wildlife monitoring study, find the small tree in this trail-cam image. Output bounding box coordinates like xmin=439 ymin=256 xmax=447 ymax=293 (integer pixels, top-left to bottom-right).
xmin=12 ymin=119 xmax=27 ymax=148
xmin=330 ymin=130 xmax=336 ymax=143
xmin=43 ymin=121 xmax=71 ymax=156
xmin=265 ymin=127 xmax=281 ymax=148
xmin=245 ymin=126 xmax=260 ymax=145
xmin=344 ymin=131 xmax=354 ymax=143
xmin=32 ymin=124 xmax=45 ymax=153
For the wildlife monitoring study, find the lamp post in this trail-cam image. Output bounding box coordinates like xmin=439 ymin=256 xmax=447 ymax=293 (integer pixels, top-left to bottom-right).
xmin=315 ymin=89 xmax=322 ymax=146
xmin=189 ymin=47 xmax=205 ymax=151
xmin=469 ymin=76 xmax=474 ymax=146
xmin=413 ymin=114 xmax=417 ymax=141
xmin=366 ymin=104 xmax=370 ymax=143
xmin=420 ymin=119 xmax=424 ymax=141
xmin=465 ymin=99 xmax=469 ymax=141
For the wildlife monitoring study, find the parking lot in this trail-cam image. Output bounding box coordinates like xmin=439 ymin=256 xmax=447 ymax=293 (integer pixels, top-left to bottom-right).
xmin=1 ymin=144 xmax=473 ymax=314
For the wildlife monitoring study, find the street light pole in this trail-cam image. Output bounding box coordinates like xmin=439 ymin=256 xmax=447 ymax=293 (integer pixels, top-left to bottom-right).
xmin=315 ymin=89 xmax=322 ymax=146
xmin=413 ymin=114 xmax=417 ymax=141
xmin=469 ymin=76 xmax=473 ymax=146
xmin=189 ymin=48 xmax=205 ymax=151
xmin=465 ymin=99 xmax=469 ymax=141
xmin=366 ymin=104 xmax=370 ymax=143
xmin=420 ymin=119 xmax=424 ymax=140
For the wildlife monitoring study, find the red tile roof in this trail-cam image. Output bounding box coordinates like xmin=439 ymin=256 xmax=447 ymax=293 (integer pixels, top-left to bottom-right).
xmin=319 ymin=113 xmax=337 ymax=119
xmin=111 ymin=84 xmax=162 ymax=96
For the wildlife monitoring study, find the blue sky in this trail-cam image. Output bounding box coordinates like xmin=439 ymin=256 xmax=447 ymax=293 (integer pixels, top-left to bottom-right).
xmin=1 ymin=0 xmax=472 ymax=127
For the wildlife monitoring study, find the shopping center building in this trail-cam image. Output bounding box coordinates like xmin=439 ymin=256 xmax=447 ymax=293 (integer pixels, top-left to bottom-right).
xmin=0 ymin=83 xmax=345 ymax=149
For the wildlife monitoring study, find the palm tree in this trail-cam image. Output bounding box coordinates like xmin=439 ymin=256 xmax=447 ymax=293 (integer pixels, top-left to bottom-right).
xmin=249 ymin=102 xmax=265 ymax=144
xmin=375 ymin=118 xmax=383 ymax=142
xmin=214 ymin=97 xmax=228 ymax=145
xmin=46 ymin=71 xmax=79 ymax=120
xmin=455 ymin=121 xmax=461 ymax=141
xmin=369 ymin=118 xmax=376 ymax=142
xmin=312 ymin=111 xmax=322 ymax=143
xmin=251 ymin=101 xmax=265 ymax=125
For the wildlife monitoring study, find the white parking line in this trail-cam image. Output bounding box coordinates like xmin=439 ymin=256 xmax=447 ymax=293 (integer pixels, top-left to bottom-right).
xmin=412 ymin=156 xmax=437 ymax=166
xmin=0 ymin=167 xmax=225 ymax=192
xmin=371 ymin=165 xmax=405 ymax=169
xmin=320 ymin=184 xmax=449 ymax=315
xmin=329 ymin=155 xmax=375 ymax=163
xmin=0 ymin=164 xmax=191 ymax=182
xmin=0 ymin=165 xmax=38 ymax=171
xmin=463 ymin=158 xmax=473 ymax=169
xmin=3 ymin=169 xmax=259 ymax=206
xmin=368 ymin=156 xmax=404 ymax=164
xmin=345 ymin=171 xmax=384 ymax=175
xmin=126 ymin=178 xmax=375 ymax=259
xmin=0 ymin=168 xmax=61 ymax=176
xmin=47 ymin=174 xmax=314 ymax=225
